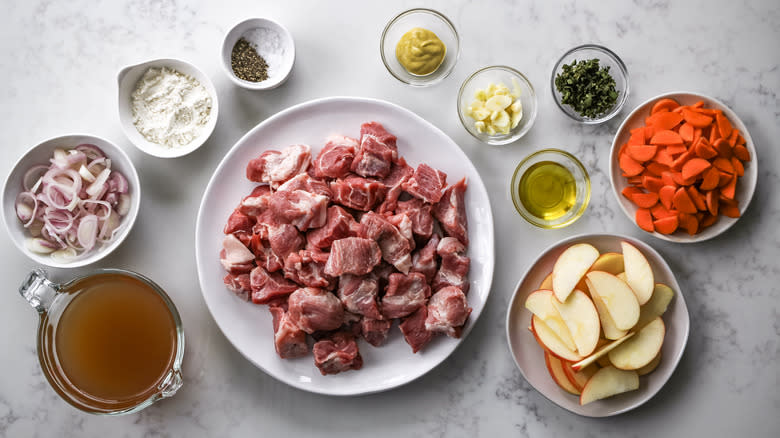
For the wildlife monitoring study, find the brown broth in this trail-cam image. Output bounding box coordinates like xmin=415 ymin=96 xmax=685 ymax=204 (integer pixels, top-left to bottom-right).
xmin=40 ymin=273 xmax=177 ymax=411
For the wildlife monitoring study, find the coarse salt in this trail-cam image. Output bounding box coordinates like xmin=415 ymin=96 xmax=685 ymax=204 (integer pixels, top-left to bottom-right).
xmin=242 ymin=27 xmax=285 ymax=77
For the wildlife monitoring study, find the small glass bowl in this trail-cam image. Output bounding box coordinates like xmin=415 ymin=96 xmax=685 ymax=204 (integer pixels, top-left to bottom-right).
xmin=457 ymin=66 xmax=538 ymax=145
xmin=380 ymin=8 xmax=460 ymax=87
xmin=551 ymin=44 xmax=629 ymax=124
xmin=510 ymin=149 xmax=591 ymax=229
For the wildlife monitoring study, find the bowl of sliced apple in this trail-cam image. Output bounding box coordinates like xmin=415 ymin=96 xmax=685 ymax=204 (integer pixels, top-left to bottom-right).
xmin=505 ymin=234 xmax=689 ymax=417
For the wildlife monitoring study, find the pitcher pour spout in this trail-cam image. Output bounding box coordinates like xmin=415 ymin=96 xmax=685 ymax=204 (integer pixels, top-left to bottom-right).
xmin=19 ymin=269 xmax=59 ymax=313
xmin=157 ymin=368 xmax=183 ymax=398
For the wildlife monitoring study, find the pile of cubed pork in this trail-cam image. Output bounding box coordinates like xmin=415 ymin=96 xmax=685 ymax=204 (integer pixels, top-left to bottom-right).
xmin=220 ymin=122 xmax=471 ymax=375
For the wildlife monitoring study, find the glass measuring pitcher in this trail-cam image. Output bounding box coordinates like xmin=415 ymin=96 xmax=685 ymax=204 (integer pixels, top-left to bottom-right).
xmin=20 ymin=268 xmax=184 ymax=415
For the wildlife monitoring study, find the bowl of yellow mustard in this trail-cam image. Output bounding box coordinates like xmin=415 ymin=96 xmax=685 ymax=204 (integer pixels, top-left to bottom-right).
xmin=381 ymin=8 xmax=460 ymax=87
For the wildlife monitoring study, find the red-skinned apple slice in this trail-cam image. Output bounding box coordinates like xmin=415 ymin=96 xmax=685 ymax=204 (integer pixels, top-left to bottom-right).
xmin=589 ymin=282 xmax=629 ymax=340
xmin=621 ymin=241 xmax=654 ymax=305
xmin=590 ymin=252 xmax=625 ymax=275
xmin=563 ymin=361 xmax=599 ymax=391
xmin=637 ymin=284 xmax=675 ymax=329
xmin=585 ymin=271 xmax=640 ymax=330
xmin=579 ymin=366 xmax=639 ymax=405
xmin=531 ymin=316 xmax=583 ymax=362
xmin=551 ymin=290 xmax=600 ymax=356
xmin=552 ymin=243 xmax=600 ymax=302
xmin=608 ymin=317 xmax=666 ymax=370
xmin=545 ymin=351 xmax=580 ymax=395
xmin=525 ymin=290 xmax=577 ymax=351
xmin=571 ymin=332 xmax=634 ymax=371
xmin=637 ymin=352 xmax=662 ymax=376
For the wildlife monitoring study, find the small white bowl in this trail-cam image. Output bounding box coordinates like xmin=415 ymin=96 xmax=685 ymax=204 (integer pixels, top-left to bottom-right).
xmin=610 ymin=91 xmax=758 ymax=243
xmin=506 ymin=233 xmax=690 ymax=417
xmin=2 ymin=134 xmax=141 ymax=268
xmin=117 ymin=58 xmax=219 ymax=158
xmin=221 ymin=18 xmax=295 ymax=90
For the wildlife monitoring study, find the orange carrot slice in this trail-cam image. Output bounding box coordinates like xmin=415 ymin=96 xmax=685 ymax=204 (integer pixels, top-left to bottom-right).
xmin=699 ymin=167 xmax=720 ymax=191
xmin=694 ymin=139 xmax=718 ymax=159
xmin=673 ymin=187 xmax=698 ymax=214
xmin=681 ymin=108 xmax=713 ymax=128
xmin=650 ymin=130 xmax=684 ymax=145
xmin=632 ymin=192 xmax=659 ymax=208
xmin=727 ymin=129 xmax=739 ymax=147
xmin=712 ymin=157 xmax=735 ymax=174
xmin=731 ymin=156 xmax=744 ymax=177
xmin=713 ymin=138 xmax=732 ymax=158
xmin=651 ymin=203 xmax=676 ymax=219
xmin=626 ymin=145 xmax=657 ymax=162
xmin=660 ymin=172 xmax=677 ymax=188
xmin=721 ymin=174 xmax=737 ymax=200
xmin=628 ymin=128 xmax=646 ymax=146
xmin=642 ymin=175 xmax=664 ymax=193
xmin=671 ymin=171 xmax=686 ymax=186
xmin=665 ymin=144 xmax=688 ymax=156
xmin=653 ymin=216 xmax=679 ymax=234
xmin=671 ymin=149 xmax=695 ymax=171
xmin=679 ymin=123 xmax=695 ymax=143
xmin=678 ymin=213 xmax=699 ymax=235
xmin=653 ymin=149 xmax=675 ymax=167
xmin=651 ymin=98 xmax=680 ymax=114
xmin=687 ymin=186 xmax=707 ymax=211
xmin=681 ymin=158 xmax=712 ymax=180
xmin=659 ymin=186 xmax=676 ymax=210
xmin=709 ymin=124 xmax=721 ymax=143
xmin=648 ymin=112 xmax=684 ymax=131
xmin=700 ymin=213 xmax=718 ymax=228
xmin=706 ymin=191 xmax=719 ymax=216
xmin=619 ymin=154 xmax=645 ymax=176
xmin=733 ymin=145 xmax=750 ymax=161
xmin=636 ymin=208 xmax=654 ymax=232
xmin=716 ymin=113 xmax=733 ymax=138
xmin=622 ymin=186 xmax=643 ymax=200
xmin=645 ymin=162 xmax=669 ymax=177
xmin=721 ymin=203 xmax=740 ymax=218
xmin=717 ymin=171 xmax=733 ymax=187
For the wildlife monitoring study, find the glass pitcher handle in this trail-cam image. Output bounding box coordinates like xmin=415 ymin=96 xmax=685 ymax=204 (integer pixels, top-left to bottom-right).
xmin=19 ymin=269 xmax=59 ymax=313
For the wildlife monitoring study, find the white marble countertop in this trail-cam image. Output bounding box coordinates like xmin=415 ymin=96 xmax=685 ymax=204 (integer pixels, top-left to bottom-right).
xmin=1 ymin=0 xmax=778 ymax=436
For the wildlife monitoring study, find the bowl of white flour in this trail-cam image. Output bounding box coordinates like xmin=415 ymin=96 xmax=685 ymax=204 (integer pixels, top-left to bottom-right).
xmin=117 ymin=58 xmax=218 ymax=158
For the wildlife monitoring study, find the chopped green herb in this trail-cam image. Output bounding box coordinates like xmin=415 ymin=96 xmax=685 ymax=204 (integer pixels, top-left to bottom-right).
xmin=555 ymin=58 xmax=619 ymax=119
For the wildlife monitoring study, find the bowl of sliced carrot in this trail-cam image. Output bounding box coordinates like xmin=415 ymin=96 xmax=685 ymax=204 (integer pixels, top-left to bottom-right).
xmin=610 ymin=92 xmax=757 ymax=243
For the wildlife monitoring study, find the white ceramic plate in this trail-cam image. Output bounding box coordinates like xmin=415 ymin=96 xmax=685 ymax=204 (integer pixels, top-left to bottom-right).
xmin=610 ymin=91 xmax=758 ymax=243
xmin=195 ymin=96 xmax=495 ymax=395
xmin=505 ymin=234 xmax=689 ymax=417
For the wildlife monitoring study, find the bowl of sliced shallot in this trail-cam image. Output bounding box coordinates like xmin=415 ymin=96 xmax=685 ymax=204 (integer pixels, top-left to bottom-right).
xmin=2 ymin=134 xmax=140 ymax=268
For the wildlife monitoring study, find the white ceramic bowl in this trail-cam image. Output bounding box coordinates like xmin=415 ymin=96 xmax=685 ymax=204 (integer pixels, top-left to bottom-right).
xmin=221 ymin=18 xmax=295 ymax=90
xmin=506 ymin=233 xmax=690 ymax=417
xmin=117 ymin=58 xmax=219 ymax=158
xmin=2 ymin=134 xmax=141 ymax=268
xmin=610 ymin=92 xmax=758 ymax=243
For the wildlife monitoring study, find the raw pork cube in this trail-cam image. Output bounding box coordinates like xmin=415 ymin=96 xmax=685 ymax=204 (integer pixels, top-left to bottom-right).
xmin=350 ymin=134 xmax=398 ymax=178
xmin=360 ymin=121 xmax=397 ymax=148
xmin=220 ymin=234 xmax=255 ymax=274
xmin=246 ymin=144 xmax=311 ymax=187
xmin=223 ymin=273 xmax=251 ymax=301
xmin=399 ymin=306 xmax=433 ymax=353
xmin=337 ymin=274 xmax=382 ymax=320
xmin=269 ymin=190 xmax=328 ymax=231
xmin=386 ymin=213 xmax=415 ymax=250
xmin=324 ymin=237 xmax=382 ymax=276
xmin=360 ymin=317 xmax=392 ymax=347
xmin=224 ymin=209 xmax=255 ymax=235
xmin=250 ymin=266 xmax=298 ymax=304
xmin=270 ymin=305 xmax=308 ymax=359
xmin=432 ymin=237 xmax=470 ymax=293
xmin=238 ymin=185 xmax=272 ymax=217
xmin=267 ymin=223 xmax=305 ymax=262
xmin=411 ymin=234 xmax=440 ymax=283
xmin=377 ymin=157 xmax=413 ymax=213
xmin=402 ymin=164 xmax=447 ymax=204
xmin=360 ymin=212 xmax=412 ymax=273
xmin=283 ymin=249 xmax=334 ymax=289
xmin=307 ymin=206 xmax=357 ymax=249
xmin=249 ymin=234 xmax=284 ymax=272
xmin=288 ymin=287 xmax=344 ymax=334
xmin=395 ymin=198 xmax=434 ymax=238
xmin=313 ymin=331 xmax=363 ymax=375
xmin=330 ymin=176 xmax=387 ymax=211
xmin=381 ymin=272 xmax=431 ymax=319
xmin=425 ymin=286 xmax=472 ymax=338
xmin=276 ymin=173 xmax=332 ymax=199
xmin=312 ymin=135 xmax=358 ymax=179
xmin=433 ymin=178 xmax=469 ymax=245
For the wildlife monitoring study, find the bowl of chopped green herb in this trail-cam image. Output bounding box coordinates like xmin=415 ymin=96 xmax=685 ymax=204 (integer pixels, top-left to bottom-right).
xmin=551 ymin=45 xmax=629 ymax=124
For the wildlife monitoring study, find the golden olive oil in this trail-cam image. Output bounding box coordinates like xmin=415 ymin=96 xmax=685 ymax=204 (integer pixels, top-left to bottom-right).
xmin=518 ymin=161 xmax=577 ymax=221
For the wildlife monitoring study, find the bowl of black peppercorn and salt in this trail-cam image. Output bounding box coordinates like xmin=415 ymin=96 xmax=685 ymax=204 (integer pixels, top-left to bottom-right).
xmin=551 ymin=44 xmax=629 ymax=124
xmin=221 ymin=18 xmax=295 ymax=90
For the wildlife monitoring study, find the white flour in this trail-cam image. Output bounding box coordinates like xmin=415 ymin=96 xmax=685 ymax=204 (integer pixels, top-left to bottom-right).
xmin=131 ymin=67 xmax=212 ymax=148
xmin=242 ymin=27 xmax=285 ymax=77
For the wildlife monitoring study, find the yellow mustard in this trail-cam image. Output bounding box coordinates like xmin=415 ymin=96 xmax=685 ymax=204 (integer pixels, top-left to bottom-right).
xmin=395 ymin=27 xmax=446 ymax=76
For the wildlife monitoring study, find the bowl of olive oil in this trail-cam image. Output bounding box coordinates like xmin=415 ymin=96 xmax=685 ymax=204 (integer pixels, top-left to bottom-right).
xmin=511 ymin=149 xmax=590 ymax=228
